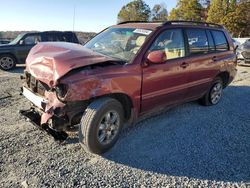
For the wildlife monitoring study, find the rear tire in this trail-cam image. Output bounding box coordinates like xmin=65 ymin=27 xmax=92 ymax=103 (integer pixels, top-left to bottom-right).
xmin=79 ymin=97 xmax=124 ymax=154
xmin=0 ymin=54 xmax=16 ymax=71
xmin=200 ymin=77 xmax=223 ymax=106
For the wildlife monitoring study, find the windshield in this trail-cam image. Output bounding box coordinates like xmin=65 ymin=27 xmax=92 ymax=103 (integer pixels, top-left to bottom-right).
xmin=9 ymin=34 xmax=25 ymax=45
xmin=84 ymin=28 xmax=152 ymax=62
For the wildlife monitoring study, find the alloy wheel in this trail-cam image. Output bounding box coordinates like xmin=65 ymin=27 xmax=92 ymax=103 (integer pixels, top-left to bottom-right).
xmin=0 ymin=56 xmax=14 ymax=70
xmin=210 ymin=82 xmax=223 ymax=104
xmin=97 ymin=110 xmax=120 ymax=145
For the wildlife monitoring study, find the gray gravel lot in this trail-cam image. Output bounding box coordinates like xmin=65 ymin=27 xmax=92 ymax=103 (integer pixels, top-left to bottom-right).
xmin=0 ymin=65 xmax=249 ymax=187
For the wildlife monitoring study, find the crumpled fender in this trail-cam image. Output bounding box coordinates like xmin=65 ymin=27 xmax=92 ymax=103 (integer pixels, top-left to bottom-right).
xmin=59 ymin=64 xmax=142 ymax=115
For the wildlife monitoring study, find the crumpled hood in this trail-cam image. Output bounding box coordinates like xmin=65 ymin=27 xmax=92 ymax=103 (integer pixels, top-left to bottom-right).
xmin=26 ymin=42 xmax=116 ymax=87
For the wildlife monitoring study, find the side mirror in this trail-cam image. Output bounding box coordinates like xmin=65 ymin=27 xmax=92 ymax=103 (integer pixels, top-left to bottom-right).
xmin=19 ymin=40 xmax=24 ymax=45
xmin=147 ymin=50 xmax=167 ymax=64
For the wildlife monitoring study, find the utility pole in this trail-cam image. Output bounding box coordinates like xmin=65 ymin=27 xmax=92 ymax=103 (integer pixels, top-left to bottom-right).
xmin=73 ymin=5 xmax=76 ymax=31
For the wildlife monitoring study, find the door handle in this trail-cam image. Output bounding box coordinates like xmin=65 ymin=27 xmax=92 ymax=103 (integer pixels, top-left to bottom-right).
xmin=212 ymin=56 xmax=218 ymax=62
xmin=180 ymin=62 xmax=189 ymax=68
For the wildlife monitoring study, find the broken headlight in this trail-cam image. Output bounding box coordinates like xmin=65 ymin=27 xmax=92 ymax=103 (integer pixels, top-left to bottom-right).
xmin=55 ymin=84 xmax=68 ymax=100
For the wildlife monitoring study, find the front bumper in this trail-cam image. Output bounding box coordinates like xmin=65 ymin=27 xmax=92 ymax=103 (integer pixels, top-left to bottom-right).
xmin=21 ymin=86 xmax=67 ymax=127
xmin=22 ymin=86 xmax=48 ymax=110
xmin=20 ymin=108 xmax=68 ymax=140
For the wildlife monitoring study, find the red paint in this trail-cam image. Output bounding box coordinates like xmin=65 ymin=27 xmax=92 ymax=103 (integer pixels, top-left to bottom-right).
xmin=24 ymin=23 xmax=237 ymax=127
xmin=25 ymin=42 xmax=117 ymax=87
xmin=147 ymin=50 xmax=167 ymax=64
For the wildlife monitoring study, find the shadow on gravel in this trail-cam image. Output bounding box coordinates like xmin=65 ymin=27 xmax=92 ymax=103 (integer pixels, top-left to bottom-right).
xmin=104 ymin=86 xmax=250 ymax=183
xmin=9 ymin=66 xmax=25 ymax=74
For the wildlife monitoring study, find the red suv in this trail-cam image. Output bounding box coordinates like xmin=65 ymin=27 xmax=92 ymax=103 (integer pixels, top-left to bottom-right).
xmin=21 ymin=21 xmax=237 ymax=154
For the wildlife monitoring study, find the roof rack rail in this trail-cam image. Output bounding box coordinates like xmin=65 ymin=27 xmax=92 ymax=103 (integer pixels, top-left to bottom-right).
xmin=163 ymin=20 xmax=223 ymax=28
xmin=117 ymin=21 xmax=164 ymax=25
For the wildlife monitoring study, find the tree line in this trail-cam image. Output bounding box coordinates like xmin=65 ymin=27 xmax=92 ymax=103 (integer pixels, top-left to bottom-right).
xmin=117 ymin=0 xmax=250 ymax=37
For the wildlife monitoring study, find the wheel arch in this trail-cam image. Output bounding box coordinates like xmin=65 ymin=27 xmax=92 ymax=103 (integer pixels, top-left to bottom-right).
xmin=216 ymin=71 xmax=230 ymax=88
xmin=90 ymin=93 xmax=133 ymax=121
xmin=0 ymin=52 xmax=19 ymax=63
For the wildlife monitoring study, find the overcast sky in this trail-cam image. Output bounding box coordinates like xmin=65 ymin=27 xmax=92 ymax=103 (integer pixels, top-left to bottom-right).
xmin=0 ymin=0 xmax=177 ymax=32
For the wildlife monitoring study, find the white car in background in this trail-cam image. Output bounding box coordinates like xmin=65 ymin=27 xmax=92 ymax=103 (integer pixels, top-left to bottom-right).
xmin=237 ymin=39 xmax=250 ymax=64
xmin=232 ymin=38 xmax=241 ymax=48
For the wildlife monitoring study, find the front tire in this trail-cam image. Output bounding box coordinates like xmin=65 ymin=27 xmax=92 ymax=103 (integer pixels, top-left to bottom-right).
xmin=200 ymin=77 xmax=223 ymax=106
xmin=79 ymin=97 xmax=124 ymax=154
xmin=0 ymin=54 xmax=16 ymax=71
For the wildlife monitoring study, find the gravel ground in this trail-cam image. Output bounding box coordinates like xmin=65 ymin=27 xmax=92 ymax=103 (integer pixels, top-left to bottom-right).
xmin=0 ymin=65 xmax=250 ymax=187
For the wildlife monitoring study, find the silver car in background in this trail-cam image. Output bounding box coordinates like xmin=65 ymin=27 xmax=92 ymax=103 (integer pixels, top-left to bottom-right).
xmin=237 ymin=39 xmax=250 ymax=64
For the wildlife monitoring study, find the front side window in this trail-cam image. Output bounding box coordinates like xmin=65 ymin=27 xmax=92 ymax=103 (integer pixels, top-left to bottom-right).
xmin=84 ymin=28 xmax=152 ymax=62
xmin=211 ymin=30 xmax=229 ymax=51
xmin=10 ymin=34 xmax=25 ymax=45
xmin=23 ymin=35 xmax=41 ymax=45
xmin=186 ymin=29 xmax=209 ymax=55
xmin=149 ymin=29 xmax=185 ymax=60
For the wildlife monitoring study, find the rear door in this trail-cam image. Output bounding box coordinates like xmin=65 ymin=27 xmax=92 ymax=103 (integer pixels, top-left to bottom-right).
xmin=141 ymin=28 xmax=189 ymax=113
xmin=183 ymin=28 xmax=230 ymax=100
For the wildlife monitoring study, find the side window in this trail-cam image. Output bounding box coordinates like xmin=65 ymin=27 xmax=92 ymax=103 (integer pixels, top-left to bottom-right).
xmin=23 ymin=35 xmax=41 ymax=45
xmin=62 ymin=33 xmax=73 ymax=42
xmin=149 ymin=29 xmax=185 ymax=60
xmin=45 ymin=34 xmax=55 ymax=42
xmin=211 ymin=30 xmax=229 ymax=51
xmin=206 ymin=30 xmax=216 ymax=52
xmin=53 ymin=34 xmax=62 ymax=42
xmin=186 ymin=29 xmax=208 ymax=55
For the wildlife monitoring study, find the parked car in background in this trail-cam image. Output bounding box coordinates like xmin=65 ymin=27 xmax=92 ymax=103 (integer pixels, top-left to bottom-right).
xmin=0 ymin=39 xmax=11 ymax=45
xmin=21 ymin=21 xmax=237 ymax=154
xmin=237 ymin=39 xmax=250 ymax=64
xmin=232 ymin=38 xmax=241 ymax=49
xmin=0 ymin=31 xmax=80 ymax=70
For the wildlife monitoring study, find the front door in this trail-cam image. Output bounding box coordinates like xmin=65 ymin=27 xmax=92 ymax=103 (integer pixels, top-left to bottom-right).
xmin=141 ymin=28 xmax=189 ymax=113
xmin=16 ymin=34 xmax=41 ymax=63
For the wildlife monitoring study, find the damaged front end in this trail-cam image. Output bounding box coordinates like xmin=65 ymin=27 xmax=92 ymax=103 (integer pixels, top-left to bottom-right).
xmin=20 ymin=42 xmax=132 ymax=140
xmin=20 ymin=71 xmax=88 ymax=140
xmin=19 ymin=108 xmax=68 ymax=141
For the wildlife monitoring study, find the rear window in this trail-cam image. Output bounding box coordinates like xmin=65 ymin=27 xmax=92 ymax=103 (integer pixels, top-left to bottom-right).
xmin=186 ymin=29 xmax=209 ymax=55
xmin=211 ymin=30 xmax=229 ymax=51
xmin=61 ymin=33 xmax=75 ymax=42
xmin=45 ymin=34 xmax=58 ymax=42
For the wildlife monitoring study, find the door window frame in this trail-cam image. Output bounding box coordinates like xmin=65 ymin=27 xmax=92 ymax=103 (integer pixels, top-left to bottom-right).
xmin=184 ymin=28 xmax=210 ymax=55
xmin=210 ymin=29 xmax=229 ymax=52
xmin=144 ymin=27 xmax=188 ymax=63
xmin=183 ymin=27 xmax=230 ymax=57
xmin=21 ymin=34 xmax=41 ymax=46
